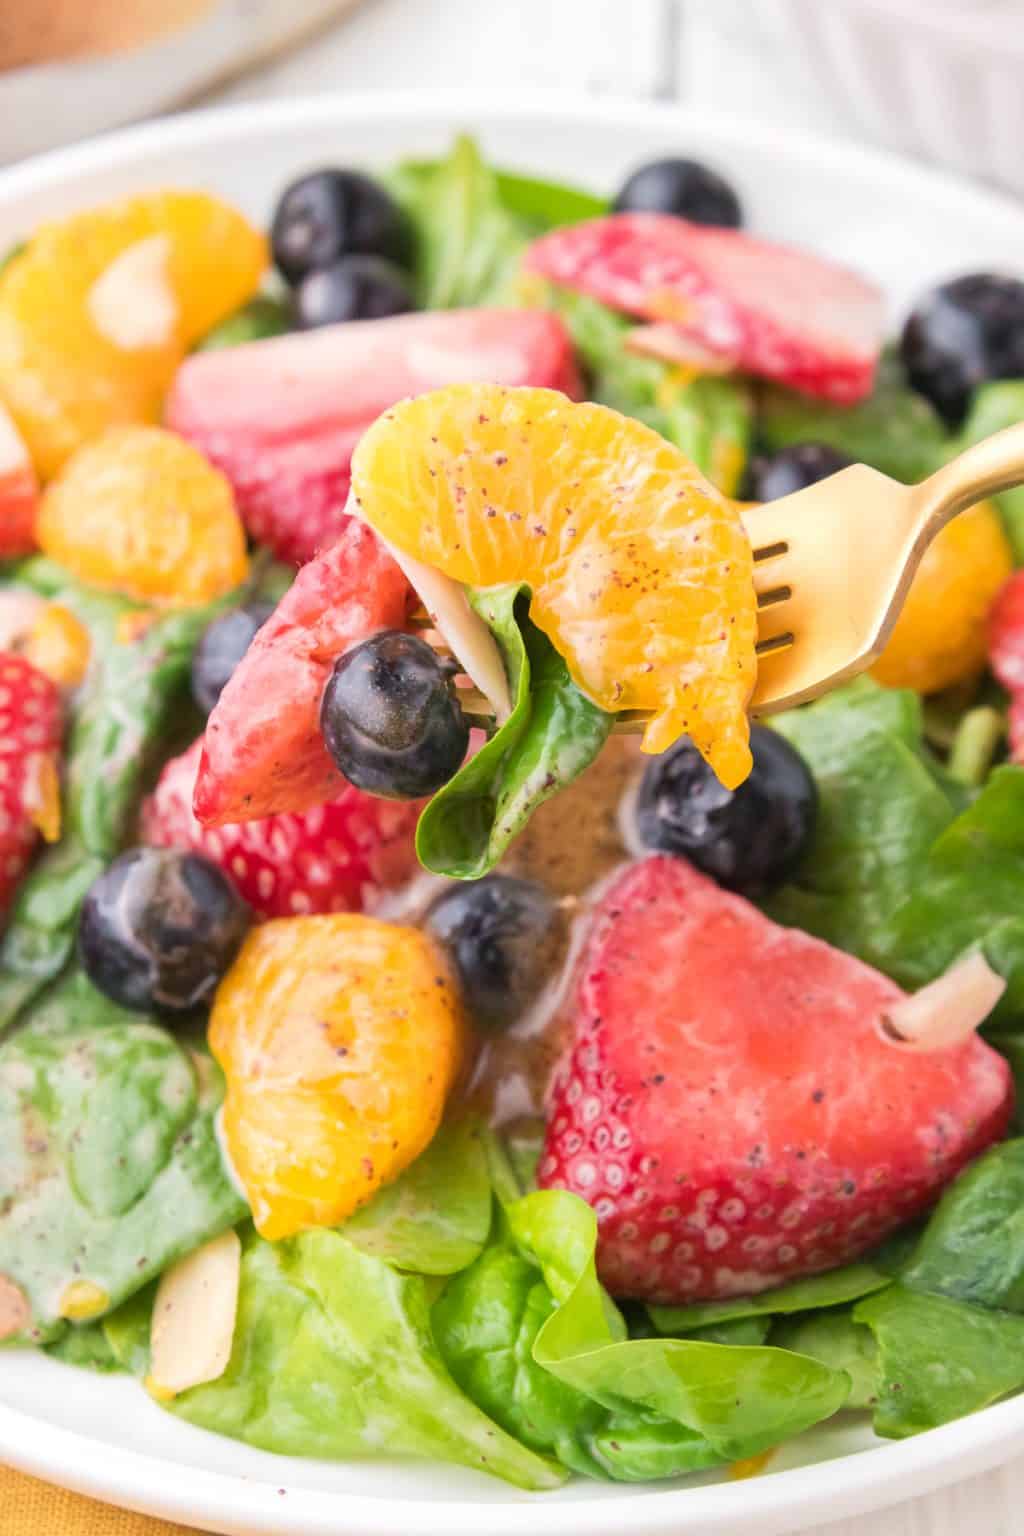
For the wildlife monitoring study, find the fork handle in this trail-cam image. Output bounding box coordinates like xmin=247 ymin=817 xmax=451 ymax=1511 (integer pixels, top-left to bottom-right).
xmin=914 ymin=420 xmax=1024 ymax=530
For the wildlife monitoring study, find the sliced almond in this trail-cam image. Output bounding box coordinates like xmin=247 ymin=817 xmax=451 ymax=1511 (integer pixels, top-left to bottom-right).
xmin=0 ymin=1274 xmax=30 ymax=1341
xmin=87 ymin=234 xmax=178 ymax=351
xmin=879 ymin=951 xmax=1006 ymax=1052
xmin=147 ymin=1229 xmax=240 ymax=1398
xmin=347 ymin=495 xmax=512 ymax=724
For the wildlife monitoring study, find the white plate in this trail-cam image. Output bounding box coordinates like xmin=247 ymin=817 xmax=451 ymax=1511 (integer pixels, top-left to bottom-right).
xmin=3 ymin=89 xmax=1024 ymax=1536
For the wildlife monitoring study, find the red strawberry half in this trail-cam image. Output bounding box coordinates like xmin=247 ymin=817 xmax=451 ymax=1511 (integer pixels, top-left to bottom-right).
xmin=539 ymin=855 xmax=1011 ymax=1304
xmin=194 ymin=520 xmax=410 ymax=826
xmin=525 ymin=213 xmax=885 ymax=404
xmin=167 ymin=307 xmax=580 ymax=565
xmin=0 ymin=404 xmax=38 ymax=560
xmin=0 ymin=652 xmax=62 ymax=920
xmin=143 ymin=737 xmax=421 ymax=919
xmin=989 ymin=571 xmax=1024 ymax=760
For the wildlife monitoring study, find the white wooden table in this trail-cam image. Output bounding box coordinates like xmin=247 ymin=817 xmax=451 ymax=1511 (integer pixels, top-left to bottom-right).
xmin=38 ymin=2 xmax=1024 ymax=1530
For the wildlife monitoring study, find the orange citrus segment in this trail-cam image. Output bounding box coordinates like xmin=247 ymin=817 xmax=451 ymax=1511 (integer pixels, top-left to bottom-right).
xmin=37 ymin=425 xmax=249 ymax=606
xmin=209 ymin=914 xmax=464 ymax=1241
xmin=0 ymin=190 xmax=267 ymax=479
xmin=351 ymin=384 xmax=757 ymax=786
xmin=23 ymin=602 xmax=91 ymax=690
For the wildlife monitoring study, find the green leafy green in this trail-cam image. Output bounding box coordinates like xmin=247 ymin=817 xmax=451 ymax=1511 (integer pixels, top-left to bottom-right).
xmin=195 ymin=295 xmax=290 ymax=351
xmin=0 ymin=972 xmax=245 ymax=1340
xmin=854 ymin=1284 xmax=1024 ymax=1437
xmin=543 ymin=289 xmax=753 ymax=495
xmin=434 ymin=1190 xmax=850 ymax=1482
xmin=771 ymin=1310 xmax=879 ymax=1410
xmin=388 ymin=136 xmax=528 ymax=309
xmin=416 ymin=585 xmax=611 ymax=878
xmin=341 ymin=1116 xmax=493 ymax=1275
xmin=648 ymin=1262 xmax=889 ymax=1336
xmin=769 ymin=680 xmax=1024 ymax=1026
xmin=0 ymin=565 xmax=242 ymax=1029
xmin=758 ymin=350 xmax=948 ymax=484
xmin=45 ymin=1319 xmax=122 ymax=1373
xmin=168 ymin=1226 xmax=563 ymax=1491
xmin=492 ymin=169 xmax=606 ymax=232
xmin=900 ymin=1140 xmax=1024 ymax=1311
xmin=957 ymin=382 xmax=1024 ymax=559
xmin=102 ymin=1282 xmax=157 ymax=1377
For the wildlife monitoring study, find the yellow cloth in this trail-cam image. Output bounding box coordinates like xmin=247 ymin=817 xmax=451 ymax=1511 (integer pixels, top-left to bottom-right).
xmin=0 ymin=1465 xmax=204 ymax=1534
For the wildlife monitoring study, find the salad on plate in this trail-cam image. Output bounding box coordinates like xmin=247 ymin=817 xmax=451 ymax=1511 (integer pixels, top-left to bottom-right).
xmin=4 ymin=133 xmax=1024 ymax=1491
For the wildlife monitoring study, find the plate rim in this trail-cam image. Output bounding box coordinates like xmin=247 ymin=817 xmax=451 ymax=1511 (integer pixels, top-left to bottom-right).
xmin=4 ymin=85 xmax=1024 ymax=1536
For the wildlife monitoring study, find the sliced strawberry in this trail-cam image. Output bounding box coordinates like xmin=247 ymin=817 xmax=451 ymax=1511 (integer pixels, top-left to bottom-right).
xmin=525 ymin=213 xmax=885 ymax=404
xmin=193 ymin=520 xmax=410 ymax=826
xmin=143 ymin=738 xmax=421 ymax=919
xmin=0 ymin=403 xmax=38 ymax=559
xmin=988 ymin=572 xmax=1024 ymax=760
xmin=167 ymin=308 xmax=580 ymax=565
xmin=539 ymin=856 xmax=1011 ymax=1304
xmin=0 ymin=652 xmax=62 ymax=920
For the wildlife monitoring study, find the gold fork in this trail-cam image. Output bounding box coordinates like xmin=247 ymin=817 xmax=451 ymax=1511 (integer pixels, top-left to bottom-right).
xmin=413 ymin=422 xmax=1024 ymax=728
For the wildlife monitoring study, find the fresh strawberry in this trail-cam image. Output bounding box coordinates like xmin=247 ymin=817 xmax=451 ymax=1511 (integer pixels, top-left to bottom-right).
xmin=0 ymin=652 xmax=62 ymax=919
xmin=539 ymin=856 xmax=1011 ymax=1303
xmin=167 ymin=308 xmax=580 ymax=565
xmin=193 ymin=520 xmax=410 ymax=825
xmin=989 ymin=570 xmax=1024 ymax=758
xmin=0 ymin=402 xmax=38 ymax=559
xmin=142 ymin=737 xmax=421 ymax=919
xmin=525 ymin=213 xmax=885 ymax=404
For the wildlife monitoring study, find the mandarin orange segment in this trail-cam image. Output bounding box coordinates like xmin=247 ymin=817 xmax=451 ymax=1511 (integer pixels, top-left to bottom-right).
xmin=209 ymin=914 xmax=464 ymax=1240
xmin=0 ymin=190 xmax=267 ymax=478
xmin=37 ymin=426 xmax=249 ymax=606
xmin=350 ymin=384 xmax=757 ymax=787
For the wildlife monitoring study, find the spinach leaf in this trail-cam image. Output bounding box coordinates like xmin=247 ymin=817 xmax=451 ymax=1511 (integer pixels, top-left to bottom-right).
xmin=168 ymin=1226 xmax=563 ymax=1491
xmin=758 ymin=350 xmax=949 ymax=484
xmin=771 ymin=1309 xmax=880 ymax=1410
xmin=854 ymin=1284 xmax=1024 ymax=1437
xmin=0 ymin=567 xmax=241 ymax=1028
xmin=435 ymin=1189 xmax=850 ymax=1481
xmin=102 ymin=1282 xmax=157 ymax=1377
xmin=388 ymin=136 xmax=528 ymax=309
xmin=957 ymin=382 xmax=1024 ymax=560
xmin=648 ymin=1261 xmax=889 ymax=1336
xmin=45 ymin=1319 xmax=122 ymax=1373
xmin=493 ymin=169 xmax=606 ymax=232
xmin=0 ymin=972 xmax=245 ymax=1340
xmin=543 ymin=289 xmax=753 ymax=496
xmin=416 ymin=585 xmax=611 ymax=878
xmin=769 ymin=680 xmax=1024 ymax=1025
xmin=900 ymin=1140 xmax=1024 ymax=1311
xmin=341 ymin=1115 xmax=493 ymax=1275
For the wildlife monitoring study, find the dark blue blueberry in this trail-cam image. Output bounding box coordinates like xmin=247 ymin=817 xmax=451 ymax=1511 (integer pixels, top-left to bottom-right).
xmin=271 ymin=168 xmax=412 ymax=284
xmin=612 ymin=157 xmax=742 ymax=228
xmin=427 ymin=876 xmax=559 ymax=1032
xmin=635 ymin=725 xmax=816 ymax=897
xmin=747 ymin=442 xmax=853 ymax=502
xmin=79 ymin=848 xmax=250 ymax=1016
xmin=320 ymin=630 xmax=468 ymax=800
xmin=291 ymin=255 xmax=414 ymax=329
xmin=191 ymin=601 xmax=275 ymax=717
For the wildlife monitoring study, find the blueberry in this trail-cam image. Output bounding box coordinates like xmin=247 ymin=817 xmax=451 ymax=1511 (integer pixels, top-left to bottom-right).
xmin=747 ymin=442 xmax=852 ymax=502
xmin=426 ymin=876 xmax=558 ymax=1031
xmin=191 ymin=601 xmax=274 ymax=716
xmin=79 ymin=848 xmax=249 ymax=1016
xmin=271 ymin=168 xmax=413 ymax=285
xmin=900 ymin=274 xmax=1024 ymax=427
xmin=612 ymin=157 xmax=742 ymax=228
xmin=320 ymin=630 xmax=469 ymax=799
xmin=291 ymin=255 xmax=414 ymax=329
xmin=635 ymin=726 xmax=816 ymax=897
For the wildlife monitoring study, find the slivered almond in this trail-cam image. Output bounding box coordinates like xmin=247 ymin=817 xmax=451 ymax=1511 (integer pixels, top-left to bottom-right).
xmin=147 ymin=1229 xmax=240 ymax=1398
xmin=880 ymin=951 xmax=1006 ymax=1052
xmin=0 ymin=1274 xmax=29 ymax=1340
xmin=87 ymin=234 xmax=178 ymax=350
